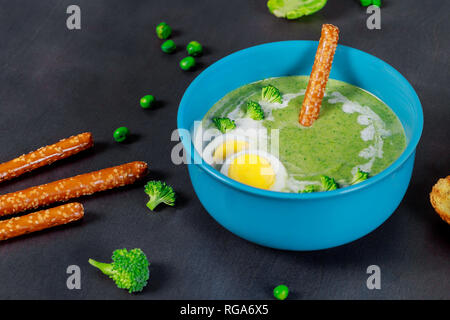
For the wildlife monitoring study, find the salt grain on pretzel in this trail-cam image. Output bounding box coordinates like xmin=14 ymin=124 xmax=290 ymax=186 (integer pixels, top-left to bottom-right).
xmin=0 ymin=132 xmax=94 ymax=183
xmin=0 ymin=161 xmax=148 ymax=217
xmin=0 ymin=202 xmax=84 ymax=241
xmin=299 ymin=24 xmax=339 ymax=127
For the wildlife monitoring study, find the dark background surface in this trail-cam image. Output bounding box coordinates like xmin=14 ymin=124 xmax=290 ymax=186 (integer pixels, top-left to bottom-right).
xmin=0 ymin=0 xmax=448 ymax=300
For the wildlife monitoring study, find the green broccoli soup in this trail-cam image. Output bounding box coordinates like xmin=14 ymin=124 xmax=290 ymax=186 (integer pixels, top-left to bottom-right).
xmin=197 ymin=76 xmax=406 ymax=193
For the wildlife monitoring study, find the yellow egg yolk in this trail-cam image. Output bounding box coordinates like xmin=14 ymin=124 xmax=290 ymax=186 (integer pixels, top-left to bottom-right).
xmin=213 ymin=140 xmax=249 ymax=162
xmin=227 ymin=154 xmax=275 ymax=190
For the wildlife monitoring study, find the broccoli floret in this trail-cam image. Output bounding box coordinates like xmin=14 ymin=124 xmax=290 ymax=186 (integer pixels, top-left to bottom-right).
xmin=300 ymin=185 xmax=318 ymax=193
xmin=212 ymin=117 xmax=236 ymax=133
xmin=89 ymin=248 xmax=149 ymax=293
xmin=267 ymin=0 xmax=328 ymax=19
xmin=261 ymin=85 xmax=282 ymax=104
xmin=144 ymin=180 xmax=176 ymax=211
xmin=351 ymin=168 xmax=369 ymax=185
xmin=246 ymin=101 xmax=265 ymax=120
xmin=320 ymin=175 xmax=338 ymax=191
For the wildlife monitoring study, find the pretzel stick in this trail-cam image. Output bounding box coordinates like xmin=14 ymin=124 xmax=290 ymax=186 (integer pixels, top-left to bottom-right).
xmin=0 ymin=132 xmax=94 ymax=183
xmin=299 ymin=24 xmax=339 ymax=127
xmin=0 ymin=161 xmax=148 ymax=217
xmin=0 ymin=203 xmax=84 ymax=241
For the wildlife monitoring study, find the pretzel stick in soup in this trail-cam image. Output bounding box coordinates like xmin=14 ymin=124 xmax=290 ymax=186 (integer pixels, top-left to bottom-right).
xmin=0 ymin=203 xmax=84 ymax=241
xmin=0 ymin=161 xmax=148 ymax=217
xmin=0 ymin=132 xmax=94 ymax=183
xmin=299 ymin=24 xmax=339 ymax=127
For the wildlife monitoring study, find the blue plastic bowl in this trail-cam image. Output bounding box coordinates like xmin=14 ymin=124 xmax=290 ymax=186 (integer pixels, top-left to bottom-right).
xmin=177 ymin=41 xmax=423 ymax=250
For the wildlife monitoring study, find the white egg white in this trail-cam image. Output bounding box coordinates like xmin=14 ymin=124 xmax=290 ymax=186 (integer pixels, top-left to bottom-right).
xmin=202 ymin=134 xmax=255 ymax=166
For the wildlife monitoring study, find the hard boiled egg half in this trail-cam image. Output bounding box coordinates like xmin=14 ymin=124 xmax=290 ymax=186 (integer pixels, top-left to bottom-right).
xmin=202 ymin=134 xmax=254 ymax=166
xmin=220 ymin=150 xmax=288 ymax=191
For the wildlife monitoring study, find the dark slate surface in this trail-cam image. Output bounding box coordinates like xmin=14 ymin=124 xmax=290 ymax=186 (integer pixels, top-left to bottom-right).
xmin=0 ymin=0 xmax=448 ymax=300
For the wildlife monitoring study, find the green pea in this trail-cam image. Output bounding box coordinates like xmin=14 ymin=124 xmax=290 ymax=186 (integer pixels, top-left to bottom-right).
xmin=156 ymin=22 xmax=172 ymax=39
xmin=113 ymin=127 xmax=130 ymax=142
xmin=179 ymin=56 xmax=196 ymax=71
xmin=161 ymin=40 xmax=176 ymax=53
xmin=186 ymin=41 xmax=203 ymax=56
xmin=372 ymin=0 xmax=381 ymax=7
xmin=140 ymin=95 xmax=155 ymax=109
xmin=273 ymin=284 xmax=289 ymax=300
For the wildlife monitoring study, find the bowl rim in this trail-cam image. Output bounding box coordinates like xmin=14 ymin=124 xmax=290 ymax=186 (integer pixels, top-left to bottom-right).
xmin=177 ymin=40 xmax=423 ymax=200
